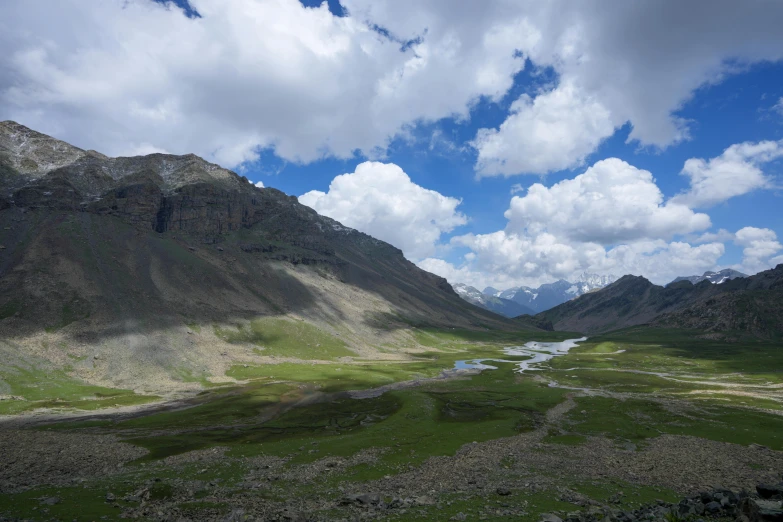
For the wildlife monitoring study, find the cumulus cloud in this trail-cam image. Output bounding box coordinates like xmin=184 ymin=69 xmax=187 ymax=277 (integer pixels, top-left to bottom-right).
xmin=3 ymin=1 xmax=782 ymax=174
xmin=0 ymin=0 xmax=532 ymax=167
xmin=734 ymin=227 xmax=783 ymax=273
xmin=692 ymin=229 xmax=735 ymax=244
xmin=671 ymin=140 xmax=782 ymax=208
xmin=417 ymin=156 xmax=739 ymax=288
xmin=474 ymin=81 xmax=615 ymax=176
xmin=420 ymin=238 xmax=725 ymax=289
xmin=470 ymin=0 xmax=783 ymax=176
xmin=504 ymin=158 xmax=710 ymax=244
xmin=299 ymin=161 xmax=466 ymax=259
xmin=254 ymin=181 xmax=265 ymax=188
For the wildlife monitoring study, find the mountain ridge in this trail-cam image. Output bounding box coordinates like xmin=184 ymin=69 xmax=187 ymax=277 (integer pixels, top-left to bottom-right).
xmin=669 ymin=268 xmax=747 ymax=286
xmin=452 ymin=283 xmax=535 ymax=317
xmin=537 ymin=265 xmax=783 ymax=337
xmin=0 ymin=121 xmax=538 ymax=395
xmin=458 ymin=273 xmax=617 ymax=314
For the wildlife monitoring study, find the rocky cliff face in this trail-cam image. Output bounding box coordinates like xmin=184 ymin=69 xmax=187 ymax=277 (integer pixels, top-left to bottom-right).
xmin=0 ymin=122 xmax=526 ymax=394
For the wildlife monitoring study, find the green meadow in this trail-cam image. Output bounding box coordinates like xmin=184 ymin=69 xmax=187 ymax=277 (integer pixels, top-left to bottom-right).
xmin=1 ymin=326 xmax=782 ymax=520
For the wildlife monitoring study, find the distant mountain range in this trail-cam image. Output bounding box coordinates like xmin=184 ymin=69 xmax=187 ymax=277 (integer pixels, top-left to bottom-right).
xmin=538 ymin=265 xmax=783 ymax=338
xmin=452 ymin=283 xmax=535 ymax=318
xmin=452 ymin=273 xmax=617 ymax=317
xmin=669 ymin=268 xmax=747 ymax=286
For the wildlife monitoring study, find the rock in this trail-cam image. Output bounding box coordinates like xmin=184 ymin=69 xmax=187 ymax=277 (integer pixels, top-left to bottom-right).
xmin=223 ymin=508 xmax=246 ymax=522
xmin=451 ymin=513 xmax=468 ymax=521
xmin=540 ymin=515 xmax=564 ymax=522
xmin=357 ymin=493 xmax=380 ymax=506
xmin=497 ymin=487 xmax=512 ymax=496
xmin=757 ymin=484 xmax=783 ymax=500
xmin=705 ymin=501 xmax=722 ymax=514
xmin=341 ymin=492 xmax=380 ymax=506
xmin=105 ymin=492 xmax=116 ymax=502
xmin=756 ymin=499 xmax=783 ymax=522
xmin=40 ymin=497 xmax=60 ymax=506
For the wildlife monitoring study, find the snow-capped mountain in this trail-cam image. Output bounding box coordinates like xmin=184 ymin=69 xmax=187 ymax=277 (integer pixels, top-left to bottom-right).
xmin=452 ymin=283 xmax=535 ymax=318
xmin=669 ymin=268 xmax=747 ymax=286
xmin=471 ymin=273 xmax=618 ymax=314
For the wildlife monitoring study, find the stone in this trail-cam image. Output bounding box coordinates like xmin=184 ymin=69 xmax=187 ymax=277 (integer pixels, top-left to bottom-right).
xmin=756 ymin=499 xmax=783 ymax=522
xmin=40 ymin=497 xmax=60 ymax=506
xmin=757 ymin=484 xmax=783 ymax=500
xmin=540 ymin=514 xmax=564 ymax=522
xmin=496 ymin=487 xmax=512 ymax=496
xmin=705 ymin=501 xmax=722 ymax=514
xmin=357 ymin=493 xmax=380 ymax=505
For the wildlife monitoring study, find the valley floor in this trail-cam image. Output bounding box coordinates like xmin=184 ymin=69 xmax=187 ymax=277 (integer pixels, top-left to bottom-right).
xmin=1 ymin=328 xmax=782 ymax=521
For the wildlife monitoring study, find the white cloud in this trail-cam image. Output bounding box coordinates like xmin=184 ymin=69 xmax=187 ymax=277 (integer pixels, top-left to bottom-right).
xmin=734 ymin=226 xmax=783 ymax=273
xmin=509 ymin=183 xmax=525 ymax=195
xmin=299 ymin=161 xmax=466 ymax=259
xmin=474 ymin=81 xmax=614 ymax=176
xmin=774 ymin=97 xmax=783 ymax=117
xmin=504 ymin=158 xmax=710 ymax=244
xmin=4 ymin=1 xmax=782 ymax=174
xmin=671 ymin=140 xmax=782 ymax=208
xmin=0 ymin=0 xmax=532 ymax=167
xmin=470 ymin=0 xmax=783 ymax=176
xmin=421 ymin=236 xmax=725 ymax=289
xmin=692 ymin=228 xmax=735 ymax=244
xmin=417 ymin=156 xmax=740 ymax=288
xmin=254 ymin=181 xmax=265 ymax=188
xmin=127 ymin=143 xmax=170 ymax=156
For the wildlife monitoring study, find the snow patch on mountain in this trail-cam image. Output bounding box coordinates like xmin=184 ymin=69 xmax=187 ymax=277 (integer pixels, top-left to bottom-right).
xmin=668 ymin=269 xmax=747 ymax=286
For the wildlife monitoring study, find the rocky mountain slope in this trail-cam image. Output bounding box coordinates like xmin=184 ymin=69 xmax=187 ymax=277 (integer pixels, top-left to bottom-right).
xmin=538 ymin=265 xmax=783 ymax=337
xmin=478 ymin=273 xmax=617 ymax=314
xmin=0 ymin=121 xmax=533 ymax=395
xmin=669 ymin=268 xmax=747 ymax=286
xmin=452 ymin=283 xmax=535 ymax=317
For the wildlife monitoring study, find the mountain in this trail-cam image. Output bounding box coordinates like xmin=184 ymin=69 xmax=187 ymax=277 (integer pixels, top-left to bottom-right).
xmin=0 ymin=121 xmax=538 ymax=394
xmin=452 ymin=283 xmax=535 ymax=318
xmin=482 ymin=273 xmax=617 ymax=314
xmin=669 ymin=268 xmax=747 ymax=286
xmin=538 ymin=265 xmax=783 ymax=337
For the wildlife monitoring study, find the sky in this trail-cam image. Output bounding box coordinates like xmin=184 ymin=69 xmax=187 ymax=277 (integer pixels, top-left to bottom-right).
xmin=1 ymin=0 xmax=783 ymax=290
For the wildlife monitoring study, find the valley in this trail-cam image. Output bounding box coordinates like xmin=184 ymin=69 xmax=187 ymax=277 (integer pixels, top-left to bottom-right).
xmin=1 ymin=123 xmax=782 ymax=521
xmin=1 ymin=327 xmax=781 ymax=521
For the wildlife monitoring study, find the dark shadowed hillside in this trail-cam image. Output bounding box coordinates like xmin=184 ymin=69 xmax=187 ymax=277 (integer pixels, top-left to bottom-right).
xmin=537 ymin=265 xmax=783 ymax=337
xmin=0 ymin=122 xmax=536 ymax=394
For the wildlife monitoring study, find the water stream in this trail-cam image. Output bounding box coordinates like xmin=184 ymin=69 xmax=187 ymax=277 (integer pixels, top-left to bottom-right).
xmin=454 ymin=337 xmax=588 ymax=373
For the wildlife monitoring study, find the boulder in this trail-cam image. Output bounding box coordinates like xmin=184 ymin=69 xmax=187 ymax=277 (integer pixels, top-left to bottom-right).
xmin=738 ymin=498 xmax=761 ymax=522
xmin=706 ymin=501 xmax=722 ymax=514
xmin=757 ymin=484 xmax=783 ymax=500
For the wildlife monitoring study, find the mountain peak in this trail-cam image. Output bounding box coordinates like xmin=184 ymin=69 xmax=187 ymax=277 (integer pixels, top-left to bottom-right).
xmin=668 ymin=268 xmax=747 ymax=287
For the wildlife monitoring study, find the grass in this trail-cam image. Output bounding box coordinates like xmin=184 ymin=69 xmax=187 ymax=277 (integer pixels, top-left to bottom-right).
xmin=5 ymin=326 xmax=783 ymax=521
xmin=556 ymin=395 xmax=783 ymax=450
xmin=214 ymin=317 xmax=354 ymax=360
xmin=0 ymin=366 xmax=158 ymax=415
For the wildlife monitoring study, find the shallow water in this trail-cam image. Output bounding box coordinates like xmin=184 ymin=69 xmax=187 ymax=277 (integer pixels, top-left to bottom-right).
xmin=454 ymin=337 xmax=588 ymax=373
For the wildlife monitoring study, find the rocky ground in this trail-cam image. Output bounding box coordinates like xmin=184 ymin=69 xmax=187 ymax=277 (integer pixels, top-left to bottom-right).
xmin=2 ymin=393 xmax=782 ymax=521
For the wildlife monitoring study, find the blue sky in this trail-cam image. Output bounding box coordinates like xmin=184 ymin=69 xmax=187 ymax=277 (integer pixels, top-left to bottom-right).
xmin=2 ymin=0 xmax=783 ymax=289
